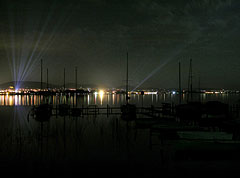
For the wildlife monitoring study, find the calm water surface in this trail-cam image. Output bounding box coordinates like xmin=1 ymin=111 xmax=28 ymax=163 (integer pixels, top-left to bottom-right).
xmin=0 ymin=93 xmax=239 ymax=106
xmin=0 ymin=93 xmax=240 ymax=176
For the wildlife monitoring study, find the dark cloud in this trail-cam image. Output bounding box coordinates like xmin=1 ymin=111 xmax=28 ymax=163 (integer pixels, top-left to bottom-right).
xmin=0 ymin=0 xmax=239 ymax=89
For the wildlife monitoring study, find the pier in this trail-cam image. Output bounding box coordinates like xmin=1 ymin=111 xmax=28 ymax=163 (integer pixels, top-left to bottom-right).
xmin=30 ymin=104 xmax=175 ymax=118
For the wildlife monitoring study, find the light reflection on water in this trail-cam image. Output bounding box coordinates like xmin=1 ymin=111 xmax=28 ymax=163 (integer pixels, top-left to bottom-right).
xmin=0 ymin=93 xmax=239 ymax=106
xmin=0 ymin=93 xmax=239 ymax=175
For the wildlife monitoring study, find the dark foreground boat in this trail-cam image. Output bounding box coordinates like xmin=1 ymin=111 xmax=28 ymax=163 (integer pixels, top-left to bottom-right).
xmin=175 ymin=101 xmax=230 ymax=126
xmin=30 ymin=104 xmax=53 ymax=122
xmin=121 ymin=103 xmax=136 ymax=121
xmin=58 ymin=104 xmax=70 ymax=116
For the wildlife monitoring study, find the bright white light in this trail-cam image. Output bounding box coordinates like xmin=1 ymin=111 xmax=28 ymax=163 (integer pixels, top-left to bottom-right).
xmin=99 ymin=90 xmax=104 ymax=96
xmin=145 ymin=92 xmax=157 ymax=95
xmin=172 ymin=91 xmax=176 ymax=94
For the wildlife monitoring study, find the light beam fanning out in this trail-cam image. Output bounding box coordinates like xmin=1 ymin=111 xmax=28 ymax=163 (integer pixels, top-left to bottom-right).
xmin=131 ymin=32 xmax=201 ymax=91
xmin=4 ymin=1 xmax=75 ymax=89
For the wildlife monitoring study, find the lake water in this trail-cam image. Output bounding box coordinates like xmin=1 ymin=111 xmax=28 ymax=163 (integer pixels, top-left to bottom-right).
xmin=0 ymin=93 xmax=240 ymax=176
xmin=1 ymin=93 xmax=240 ymax=106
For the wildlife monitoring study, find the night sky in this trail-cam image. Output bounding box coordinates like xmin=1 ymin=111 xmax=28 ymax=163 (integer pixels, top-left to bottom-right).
xmin=0 ymin=0 xmax=240 ymax=90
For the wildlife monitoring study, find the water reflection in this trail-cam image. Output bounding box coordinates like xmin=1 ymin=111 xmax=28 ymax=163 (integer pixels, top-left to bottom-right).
xmin=0 ymin=93 xmax=239 ymax=176
xmin=94 ymin=93 xmax=97 ymax=104
xmin=0 ymin=93 xmax=239 ymax=106
xmin=100 ymin=92 xmax=104 ymax=105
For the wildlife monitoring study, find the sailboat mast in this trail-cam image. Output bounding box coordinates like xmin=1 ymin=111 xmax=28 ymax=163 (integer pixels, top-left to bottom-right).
xmin=41 ymin=59 xmax=43 ymax=90
xmin=198 ymin=75 xmax=201 ymax=102
xmin=47 ymin=68 xmax=48 ymax=89
xmin=179 ymin=62 xmax=181 ymax=104
xmin=63 ymin=68 xmax=65 ymax=90
xmin=190 ymin=59 xmax=193 ymax=100
xmin=126 ymin=52 xmax=129 ymax=104
xmin=75 ymin=66 xmax=77 ymax=90
xmin=187 ymin=59 xmax=193 ymax=102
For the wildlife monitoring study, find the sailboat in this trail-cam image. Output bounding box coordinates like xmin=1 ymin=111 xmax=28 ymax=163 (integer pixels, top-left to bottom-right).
xmin=175 ymin=59 xmax=204 ymax=124
xmin=175 ymin=59 xmax=230 ymax=126
xmin=28 ymin=59 xmax=53 ymax=122
xmin=120 ymin=52 xmax=137 ymax=121
xmin=32 ymin=103 xmax=53 ymax=122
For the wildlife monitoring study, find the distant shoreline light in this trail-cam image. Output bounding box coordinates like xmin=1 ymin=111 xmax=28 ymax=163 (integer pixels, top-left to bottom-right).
xmin=0 ymin=86 xmax=239 ymax=95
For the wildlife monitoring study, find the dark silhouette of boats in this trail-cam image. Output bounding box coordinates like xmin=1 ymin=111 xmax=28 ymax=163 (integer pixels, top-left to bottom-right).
xmin=176 ymin=60 xmax=231 ymax=127
xmin=121 ymin=104 xmax=137 ymax=121
xmin=199 ymin=101 xmax=230 ymax=128
xmin=175 ymin=101 xmax=230 ymax=127
xmin=30 ymin=103 xmax=53 ymax=122
xmin=76 ymin=89 xmax=89 ymax=95
xmin=71 ymin=107 xmax=82 ymax=117
xmin=222 ymin=119 xmax=240 ymax=140
xmin=57 ymin=104 xmax=83 ymax=117
xmin=62 ymin=89 xmax=89 ymax=95
xmin=58 ymin=104 xmax=70 ymax=116
xmin=148 ymin=60 xmax=240 ymax=150
xmin=175 ymin=102 xmax=203 ymax=124
xmin=37 ymin=90 xmax=56 ymax=96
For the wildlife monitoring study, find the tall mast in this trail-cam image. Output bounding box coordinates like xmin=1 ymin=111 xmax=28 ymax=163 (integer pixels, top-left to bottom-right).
xmin=179 ymin=61 xmax=181 ymax=104
xmin=190 ymin=59 xmax=193 ymax=100
xmin=63 ymin=68 xmax=65 ymax=90
xmin=41 ymin=59 xmax=43 ymax=90
xmin=75 ymin=66 xmax=77 ymax=90
xmin=187 ymin=59 xmax=193 ymax=102
xmin=126 ymin=52 xmax=129 ymax=104
xmin=47 ymin=68 xmax=48 ymax=89
xmin=198 ymin=75 xmax=201 ymax=102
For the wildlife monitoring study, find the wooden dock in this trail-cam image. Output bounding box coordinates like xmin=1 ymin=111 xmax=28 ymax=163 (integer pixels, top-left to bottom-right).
xmin=50 ymin=104 xmax=174 ymax=118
